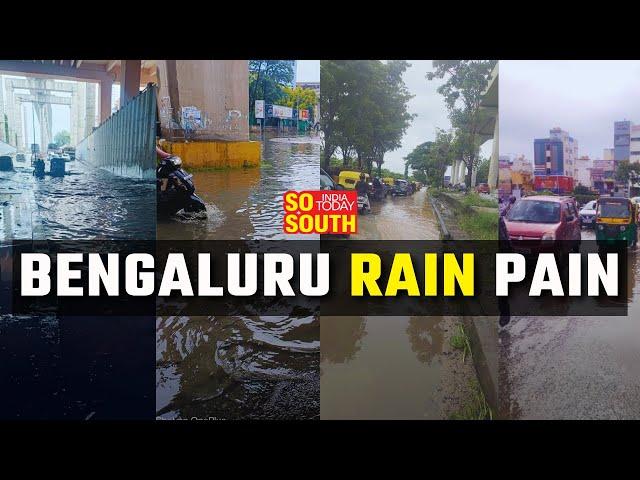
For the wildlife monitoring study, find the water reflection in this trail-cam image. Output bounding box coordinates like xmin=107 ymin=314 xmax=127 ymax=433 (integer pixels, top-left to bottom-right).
xmin=158 ymin=133 xmax=320 ymax=240
xmin=500 ymin=232 xmax=640 ymax=419
xmin=156 ymin=133 xmax=321 ymax=419
xmin=1 ymin=160 xmax=155 ymax=240
xmin=320 ymin=316 xmax=447 ymax=419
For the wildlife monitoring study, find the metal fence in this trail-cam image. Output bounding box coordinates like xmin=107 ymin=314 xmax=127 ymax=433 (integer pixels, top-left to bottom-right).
xmin=76 ymin=84 xmax=156 ymax=180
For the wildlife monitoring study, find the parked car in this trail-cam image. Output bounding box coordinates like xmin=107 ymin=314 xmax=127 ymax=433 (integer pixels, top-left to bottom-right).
xmin=15 ymin=153 xmax=26 ymax=163
xmin=475 ymin=183 xmax=490 ymax=194
xmin=504 ymin=195 xmax=581 ymax=253
xmin=578 ymin=200 xmax=597 ymax=228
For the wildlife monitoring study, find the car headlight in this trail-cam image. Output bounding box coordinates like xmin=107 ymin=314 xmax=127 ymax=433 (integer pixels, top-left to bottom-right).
xmin=620 ymin=225 xmax=626 ymax=232
xmin=541 ymin=232 xmax=555 ymax=241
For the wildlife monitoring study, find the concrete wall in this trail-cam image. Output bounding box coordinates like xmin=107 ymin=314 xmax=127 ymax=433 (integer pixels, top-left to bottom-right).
xmin=157 ymin=60 xmax=249 ymax=142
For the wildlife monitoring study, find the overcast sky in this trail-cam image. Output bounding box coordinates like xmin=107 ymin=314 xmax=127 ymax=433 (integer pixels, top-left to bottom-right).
xmin=500 ymin=60 xmax=640 ymax=160
xmin=297 ymin=60 xmax=319 ymax=83
xmin=384 ymin=60 xmax=493 ymax=174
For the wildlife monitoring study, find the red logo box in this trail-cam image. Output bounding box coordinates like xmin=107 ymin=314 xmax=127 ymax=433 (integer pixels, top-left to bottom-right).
xmin=283 ymin=190 xmax=358 ymax=234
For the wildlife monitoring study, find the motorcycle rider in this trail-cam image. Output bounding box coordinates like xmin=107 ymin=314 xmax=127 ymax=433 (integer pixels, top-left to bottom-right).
xmin=355 ymin=172 xmax=369 ymax=196
xmin=372 ymin=176 xmax=383 ymax=198
xmin=157 ymin=146 xmax=172 ymax=192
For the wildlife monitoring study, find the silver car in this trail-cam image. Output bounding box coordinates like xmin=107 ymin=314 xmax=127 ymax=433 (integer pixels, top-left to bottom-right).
xmin=578 ymin=200 xmax=596 ymax=228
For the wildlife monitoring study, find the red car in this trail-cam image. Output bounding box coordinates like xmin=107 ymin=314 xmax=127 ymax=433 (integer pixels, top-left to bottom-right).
xmin=475 ymin=183 xmax=490 ymax=194
xmin=504 ymin=195 xmax=581 ymax=252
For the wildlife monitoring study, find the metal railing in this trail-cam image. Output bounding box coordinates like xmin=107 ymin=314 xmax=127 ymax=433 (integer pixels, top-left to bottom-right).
xmin=76 ymin=84 xmax=157 ymax=179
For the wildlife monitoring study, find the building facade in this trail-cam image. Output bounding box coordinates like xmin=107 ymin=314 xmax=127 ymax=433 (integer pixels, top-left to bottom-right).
xmin=534 ymin=138 xmax=564 ymax=175
xmin=573 ymin=155 xmax=593 ymax=187
xmin=534 ymin=127 xmax=577 ymax=177
xmin=631 ymin=124 xmax=640 ymax=163
xmin=614 ymin=120 xmax=631 ymax=162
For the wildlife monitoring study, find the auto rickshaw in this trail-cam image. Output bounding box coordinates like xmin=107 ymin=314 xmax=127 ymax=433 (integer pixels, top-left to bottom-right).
xmin=595 ymin=196 xmax=638 ymax=248
xmin=338 ymin=170 xmax=369 ymax=190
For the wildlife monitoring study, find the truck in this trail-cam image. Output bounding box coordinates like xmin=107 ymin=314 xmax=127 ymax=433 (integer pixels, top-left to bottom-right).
xmin=534 ymin=175 xmax=574 ymax=194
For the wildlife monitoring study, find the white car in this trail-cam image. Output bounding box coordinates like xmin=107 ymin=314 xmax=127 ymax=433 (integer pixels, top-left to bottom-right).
xmin=578 ymin=200 xmax=596 ymax=228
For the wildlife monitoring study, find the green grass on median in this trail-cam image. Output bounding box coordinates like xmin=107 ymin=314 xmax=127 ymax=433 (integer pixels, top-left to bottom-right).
xmin=449 ymin=380 xmax=493 ymax=420
xmin=458 ymin=209 xmax=498 ymax=240
xmin=461 ymin=192 xmax=498 ymax=208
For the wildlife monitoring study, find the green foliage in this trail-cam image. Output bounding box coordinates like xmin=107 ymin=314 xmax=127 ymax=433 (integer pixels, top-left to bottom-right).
xmin=458 ymin=210 xmax=498 ymax=240
xmin=573 ymin=184 xmax=591 ymax=195
xmin=54 ymin=130 xmax=71 ymax=147
xmin=615 ymin=160 xmax=640 ymax=183
xmin=449 ymin=380 xmax=493 ymax=420
xmin=450 ymin=324 xmax=471 ymax=363
xmin=475 ymin=157 xmax=490 ymax=184
xmin=405 ymin=128 xmax=456 ymax=187
xmin=278 ymin=86 xmax=317 ymax=118
xmin=427 ymin=60 xmax=497 ymax=185
xmin=461 ymin=192 xmax=498 ymax=208
xmin=321 ymin=60 xmax=415 ymax=174
xmin=249 ymin=60 xmax=295 ymax=117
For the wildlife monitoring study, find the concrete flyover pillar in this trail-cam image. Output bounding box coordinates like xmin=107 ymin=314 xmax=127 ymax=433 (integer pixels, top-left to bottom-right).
xmin=156 ymin=60 xmax=260 ymax=169
xmin=488 ymin=118 xmax=499 ymax=193
xmin=100 ymin=80 xmax=113 ymax=122
xmin=120 ymin=60 xmax=141 ymax=108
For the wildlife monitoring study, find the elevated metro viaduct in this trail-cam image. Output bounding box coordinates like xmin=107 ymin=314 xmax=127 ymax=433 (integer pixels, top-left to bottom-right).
xmin=0 ymin=60 xmax=157 ymax=177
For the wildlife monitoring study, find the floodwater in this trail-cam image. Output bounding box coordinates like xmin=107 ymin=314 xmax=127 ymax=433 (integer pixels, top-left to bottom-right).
xmin=500 ymin=229 xmax=640 ymax=419
xmin=321 ymin=188 xmax=455 ymax=419
xmin=1 ymin=158 xmax=156 ymax=419
xmin=156 ymin=133 xmax=321 ymax=419
xmin=356 ymin=189 xmax=440 ymax=240
xmin=157 ymin=133 xmax=320 ymax=240
xmin=1 ymin=159 xmax=155 ymax=240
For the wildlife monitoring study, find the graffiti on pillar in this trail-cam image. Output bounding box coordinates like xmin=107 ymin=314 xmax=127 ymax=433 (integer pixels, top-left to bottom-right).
xmin=158 ymin=95 xmax=243 ymax=140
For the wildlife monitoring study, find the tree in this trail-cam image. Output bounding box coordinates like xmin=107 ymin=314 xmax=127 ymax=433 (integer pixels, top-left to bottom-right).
xmin=475 ymin=157 xmax=490 ymax=184
xmin=615 ymin=160 xmax=640 ymax=183
xmin=278 ymin=86 xmax=317 ymax=110
xmin=427 ymin=60 xmax=497 ymax=187
xmin=320 ymin=60 xmax=414 ymax=173
xmin=54 ymin=130 xmax=71 ymax=147
xmin=249 ymin=60 xmax=294 ymax=118
xmin=404 ymin=129 xmax=455 ymax=187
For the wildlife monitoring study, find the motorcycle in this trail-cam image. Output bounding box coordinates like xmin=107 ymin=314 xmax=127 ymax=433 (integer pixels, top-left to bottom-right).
xmin=357 ymin=193 xmax=371 ymax=214
xmin=157 ymin=155 xmax=206 ymax=216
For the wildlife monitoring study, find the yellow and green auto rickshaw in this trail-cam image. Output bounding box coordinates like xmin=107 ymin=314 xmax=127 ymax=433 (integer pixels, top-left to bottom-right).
xmin=338 ymin=171 xmax=368 ymax=190
xmin=382 ymin=177 xmax=395 ymax=186
xmin=595 ymin=196 xmax=638 ymax=248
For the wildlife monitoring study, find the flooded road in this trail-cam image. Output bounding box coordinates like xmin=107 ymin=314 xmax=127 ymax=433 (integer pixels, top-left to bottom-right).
xmin=356 ymin=189 xmax=439 ymax=240
xmin=1 ymin=159 xmax=156 ymax=419
xmin=500 ymin=229 xmax=640 ymax=419
xmin=320 ymin=189 xmax=476 ymax=419
xmin=1 ymin=160 xmax=155 ymax=240
xmin=156 ymin=133 xmax=320 ymax=419
xmin=157 ymin=134 xmax=320 ymax=240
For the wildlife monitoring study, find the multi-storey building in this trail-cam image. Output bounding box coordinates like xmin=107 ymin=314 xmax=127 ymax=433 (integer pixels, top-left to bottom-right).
xmin=630 ymin=124 xmax=640 ymax=163
xmin=573 ymin=155 xmax=593 ymax=187
xmin=534 ymin=127 xmax=577 ymax=177
xmin=614 ymin=120 xmax=631 ymax=162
